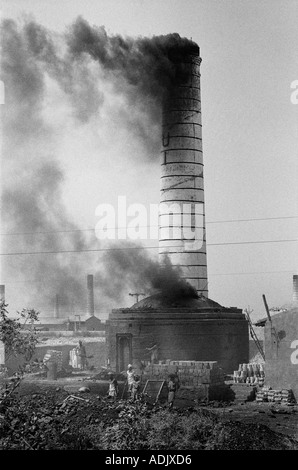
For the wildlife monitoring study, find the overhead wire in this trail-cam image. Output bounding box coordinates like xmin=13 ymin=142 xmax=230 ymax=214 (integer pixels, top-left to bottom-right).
xmin=0 ymin=215 xmax=297 ymax=237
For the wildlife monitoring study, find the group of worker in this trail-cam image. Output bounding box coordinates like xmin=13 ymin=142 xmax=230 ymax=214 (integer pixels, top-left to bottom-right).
xmin=107 ymin=364 xmax=141 ymax=401
xmin=71 ymin=342 xmax=179 ymax=407
xmin=107 ymin=363 xmax=179 ymax=408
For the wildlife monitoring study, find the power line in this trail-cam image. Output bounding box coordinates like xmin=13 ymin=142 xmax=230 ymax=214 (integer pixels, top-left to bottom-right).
xmin=207 ymin=215 xmax=298 ymax=224
xmin=1 ymin=269 xmax=296 ymax=285
xmin=2 ymin=245 xmax=156 ymax=256
xmin=0 ymin=238 xmax=297 ymax=256
xmin=208 ymin=239 xmax=298 ymax=246
xmin=210 ymin=269 xmax=296 ymax=276
xmin=0 ymin=228 xmax=94 ymax=236
xmin=0 ymin=215 xmax=297 ymax=237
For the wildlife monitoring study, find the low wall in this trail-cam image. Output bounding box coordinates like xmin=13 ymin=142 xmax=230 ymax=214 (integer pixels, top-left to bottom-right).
xmin=142 ymin=360 xmax=225 ymax=386
xmin=37 ymin=331 xmax=105 ymax=338
xmin=35 ymin=342 xmax=107 ymax=370
xmin=141 ymin=360 xmax=231 ymax=402
xmin=5 ymin=339 xmax=107 ymax=375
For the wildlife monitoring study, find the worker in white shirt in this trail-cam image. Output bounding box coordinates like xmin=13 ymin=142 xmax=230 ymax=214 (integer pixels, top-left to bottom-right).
xmin=126 ymin=364 xmax=135 ymax=397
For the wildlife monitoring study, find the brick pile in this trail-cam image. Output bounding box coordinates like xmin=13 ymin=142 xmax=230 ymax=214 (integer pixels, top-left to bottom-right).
xmin=233 ymin=362 xmax=265 ymax=385
xmin=256 ymin=387 xmax=295 ymax=404
xmin=143 ymin=360 xmax=225 ymax=386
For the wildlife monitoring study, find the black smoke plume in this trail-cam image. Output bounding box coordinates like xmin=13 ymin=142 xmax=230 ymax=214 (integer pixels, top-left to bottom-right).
xmin=66 ymin=17 xmax=199 ymax=104
xmin=95 ymin=242 xmax=197 ymax=303
xmin=0 ymin=17 xmax=199 ymax=315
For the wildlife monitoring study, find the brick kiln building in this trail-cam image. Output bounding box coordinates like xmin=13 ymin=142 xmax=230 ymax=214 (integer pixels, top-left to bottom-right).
xmin=106 ymin=40 xmax=249 ymax=375
xmin=106 ymin=294 xmax=248 ymax=374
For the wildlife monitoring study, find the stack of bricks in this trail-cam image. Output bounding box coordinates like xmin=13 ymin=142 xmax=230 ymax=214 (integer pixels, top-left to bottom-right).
xmin=256 ymin=387 xmax=295 ymax=404
xmin=233 ymin=362 xmax=265 ymax=386
xmin=256 ymin=386 xmax=270 ymax=402
xmin=279 ymin=390 xmax=295 ymax=404
xmin=143 ymin=360 xmax=225 ymax=387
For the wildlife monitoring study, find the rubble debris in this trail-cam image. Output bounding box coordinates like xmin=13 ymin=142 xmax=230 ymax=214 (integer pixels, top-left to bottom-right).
xmin=1 ymin=388 xmax=297 ymax=450
xmin=62 ymin=395 xmax=88 ymax=404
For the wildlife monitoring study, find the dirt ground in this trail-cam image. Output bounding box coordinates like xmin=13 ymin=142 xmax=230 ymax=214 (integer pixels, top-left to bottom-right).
xmin=15 ymin=373 xmax=298 ymax=440
xmin=211 ymin=402 xmax=298 ymax=438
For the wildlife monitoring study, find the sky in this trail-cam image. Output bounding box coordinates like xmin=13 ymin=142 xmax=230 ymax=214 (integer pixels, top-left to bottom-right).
xmin=0 ymin=0 xmax=298 ymax=322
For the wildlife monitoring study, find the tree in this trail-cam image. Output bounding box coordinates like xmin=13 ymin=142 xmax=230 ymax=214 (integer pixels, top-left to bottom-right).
xmin=0 ymin=300 xmax=39 ymax=362
xmin=0 ymin=301 xmax=40 ymax=406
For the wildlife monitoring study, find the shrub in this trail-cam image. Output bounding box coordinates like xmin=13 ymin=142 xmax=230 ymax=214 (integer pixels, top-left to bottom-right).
xmin=97 ymin=400 xmax=151 ymax=450
xmin=146 ymin=408 xmax=218 ymax=450
xmin=96 ymin=403 xmax=219 ymax=450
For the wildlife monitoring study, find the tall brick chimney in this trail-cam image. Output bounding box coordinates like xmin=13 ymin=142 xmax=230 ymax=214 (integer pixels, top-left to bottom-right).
xmin=87 ymin=274 xmax=94 ymax=315
xmin=159 ymin=44 xmax=208 ymax=297
xmin=54 ymin=294 xmax=59 ymax=318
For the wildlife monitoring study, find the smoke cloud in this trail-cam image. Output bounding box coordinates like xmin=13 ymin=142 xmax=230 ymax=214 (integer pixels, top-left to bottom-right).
xmin=0 ymin=17 xmax=198 ymax=316
xmin=66 ymin=17 xmax=198 ymax=105
xmin=96 ymin=242 xmax=197 ymax=304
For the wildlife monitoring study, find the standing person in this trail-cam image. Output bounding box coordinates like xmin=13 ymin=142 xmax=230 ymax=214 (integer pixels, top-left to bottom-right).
xmin=167 ymin=374 xmax=179 ymax=409
xmin=131 ymin=375 xmax=141 ymax=401
xmin=77 ymin=340 xmax=87 ymax=370
xmin=145 ymin=344 xmax=159 ymax=364
xmin=107 ymin=373 xmax=119 ymax=400
xmin=126 ymin=364 xmax=135 ymax=397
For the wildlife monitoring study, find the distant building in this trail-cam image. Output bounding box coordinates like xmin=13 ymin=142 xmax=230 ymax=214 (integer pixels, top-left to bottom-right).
xmin=32 ymin=315 xmax=106 ymax=332
xmin=85 ymin=315 xmax=106 ymax=331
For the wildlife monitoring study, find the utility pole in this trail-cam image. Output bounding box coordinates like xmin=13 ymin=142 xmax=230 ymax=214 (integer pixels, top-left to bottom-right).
xmin=262 ymin=294 xmax=279 ymax=349
xmin=129 ymin=293 xmax=145 ymax=304
xmin=262 ymin=294 xmax=272 ymax=323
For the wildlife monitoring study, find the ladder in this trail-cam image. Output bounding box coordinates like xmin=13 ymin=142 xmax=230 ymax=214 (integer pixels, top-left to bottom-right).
xmin=244 ymin=308 xmax=265 ymax=361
